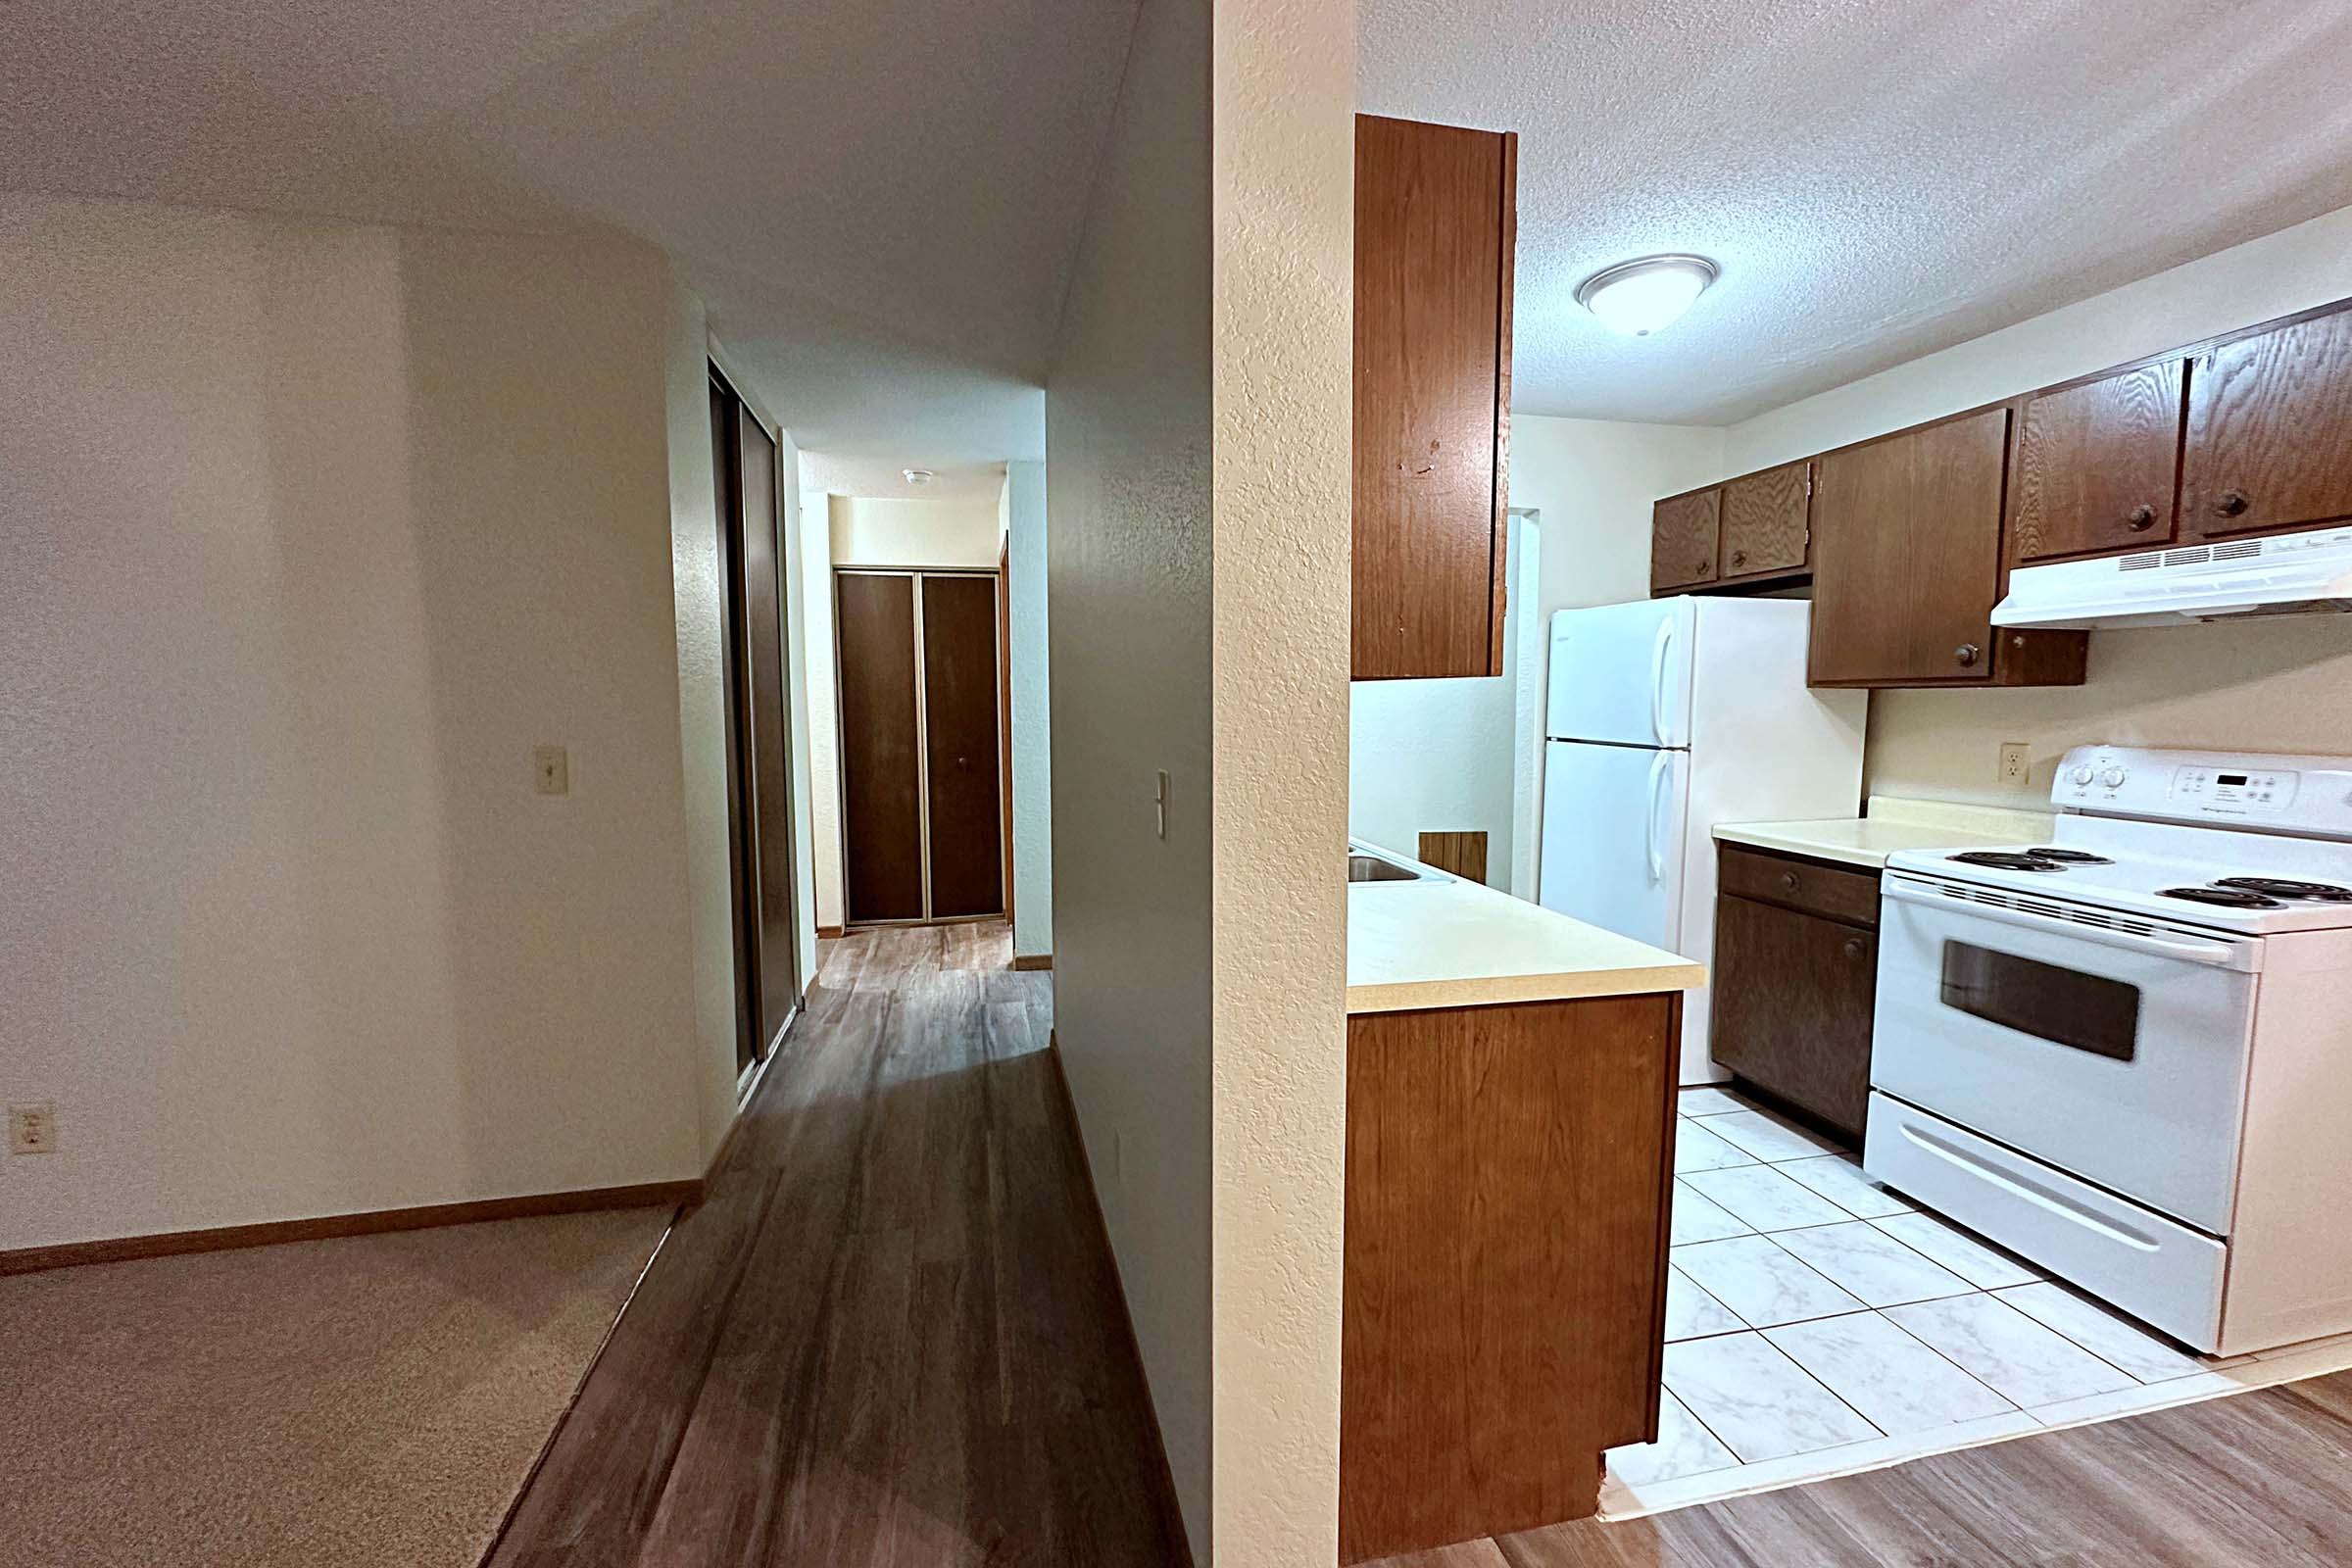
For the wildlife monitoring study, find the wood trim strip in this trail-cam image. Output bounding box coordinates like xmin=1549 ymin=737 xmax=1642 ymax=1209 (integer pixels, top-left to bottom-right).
xmin=1644 ymin=992 xmax=1683 ymax=1442
xmin=1488 ymin=129 xmax=1518 ymax=679
xmin=1010 ymin=954 xmax=1054 ymax=971
xmin=1045 ymin=1032 xmax=1199 ymax=1568
xmin=0 ymin=1180 xmax=703 ymax=1278
xmin=816 ymin=923 xmax=846 ymax=940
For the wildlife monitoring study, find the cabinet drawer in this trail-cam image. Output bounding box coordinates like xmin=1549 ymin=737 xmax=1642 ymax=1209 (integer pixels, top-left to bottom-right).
xmin=1718 ymin=845 xmax=1881 ymax=927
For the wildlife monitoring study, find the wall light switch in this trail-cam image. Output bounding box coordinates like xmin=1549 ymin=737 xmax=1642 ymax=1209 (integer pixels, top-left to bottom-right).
xmin=533 ymin=744 xmax=570 ymax=796
xmin=1998 ymin=742 xmax=2032 ymax=788
xmin=10 ymin=1103 xmax=57 ymax=1155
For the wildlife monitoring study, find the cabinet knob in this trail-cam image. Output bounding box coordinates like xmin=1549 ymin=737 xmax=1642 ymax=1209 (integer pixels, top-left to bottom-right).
xmin=1954 ymin=643 xmax=1982 ymax=667
xmin=1843 ymin=936 xmax=1868 ymax=959
xmin=1780 ymin=870 xmax=1800 ymax=893
xmin=1730 ymin=549 xmax=1748 ymax=568
xmin=1695 ymin=558 xmax=1711 ymax=575
xmin=2126 ymin=503 xmax=2157 ymax=531
xmin=2214 ymin=490 xmax=2250 ymax=517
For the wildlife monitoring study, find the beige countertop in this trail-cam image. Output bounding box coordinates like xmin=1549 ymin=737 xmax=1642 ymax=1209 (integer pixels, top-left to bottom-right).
xmin=1713 ymin=796 xmax=2058 ymax=870
xmin=1347 ymin=843 xmax=1704 ymax=1015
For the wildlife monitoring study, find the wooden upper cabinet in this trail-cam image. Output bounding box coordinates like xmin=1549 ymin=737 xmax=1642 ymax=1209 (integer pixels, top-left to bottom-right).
xmin=1809 ymin=409 xmax=2012 ymax=686
xmin=1720 ymin=461 xmax=1812 ymax=579
xmin=2012 ymin=361 xmax=2186 ymax=563
xmin=2183 ymin=309 xmax=2352 ymax=539
xmin=1648 ymin=489 xmax=1721 ymax=593
xmin=1352 ymin=114 xmax=1516 ymax=680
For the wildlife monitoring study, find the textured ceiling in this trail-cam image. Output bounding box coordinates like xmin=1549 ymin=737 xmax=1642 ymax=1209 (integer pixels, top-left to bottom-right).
xmin=797 ymin=455 xmax=1008 ymax=502
xmin=0 ymin=0 xmax=1139 ymax=464
xmin=1362 ymin=0 xmax=2352 ymax=423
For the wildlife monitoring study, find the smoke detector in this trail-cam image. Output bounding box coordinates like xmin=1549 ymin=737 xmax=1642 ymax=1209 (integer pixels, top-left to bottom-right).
xmin=902 ymin=467 xmax=935 ymax=486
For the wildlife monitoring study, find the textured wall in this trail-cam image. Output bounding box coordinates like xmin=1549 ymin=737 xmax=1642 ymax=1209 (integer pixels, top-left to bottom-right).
xmin=665 ymin=282 xmax=749 ymax=1159
xmin=799 ymin=490 xmax=845 ymax=931
xmin=1206 ymin=0 xmax=1355 ymax=1557
xmin=2 ymin=193 xmax=703 ymax=1248
xmin=1004 ymin=461 xmax=1054 ymax=957
xmin=1716 ymin=203 xmax=2352 ymax=805
xmin=1045 ymin=0 xmax=1217 ymax=1544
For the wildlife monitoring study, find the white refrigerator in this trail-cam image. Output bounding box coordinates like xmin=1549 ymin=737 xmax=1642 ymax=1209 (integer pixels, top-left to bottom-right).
xmin=1539 ymin=597 xmax=1867 ymax=1084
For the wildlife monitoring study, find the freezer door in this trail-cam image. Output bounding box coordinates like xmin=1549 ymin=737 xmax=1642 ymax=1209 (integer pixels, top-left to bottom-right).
xmin=1539 ymin=740 xmax=1690 ymax=953
xmin=1545 ymin=597 xmax=1696 ymax=747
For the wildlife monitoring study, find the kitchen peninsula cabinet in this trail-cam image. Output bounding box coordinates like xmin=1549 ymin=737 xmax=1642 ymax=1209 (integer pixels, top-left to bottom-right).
xmin=1352 ymin=114 xmax=1517 ymax=679
xmin=1344 ymin=846 xmax=1703 ymax=1562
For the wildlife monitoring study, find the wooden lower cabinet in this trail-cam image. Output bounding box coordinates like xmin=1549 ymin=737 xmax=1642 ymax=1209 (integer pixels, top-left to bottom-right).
xmin=1708 ymin=846 xmax=1880 ymax=1143
xmin=1340 ymin=992 xmax=1680 ymax=1563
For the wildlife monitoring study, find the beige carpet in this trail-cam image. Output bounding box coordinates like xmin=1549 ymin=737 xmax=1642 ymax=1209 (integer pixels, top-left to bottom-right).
xmin=0 ymin=1205 xmax=672 ymax=1568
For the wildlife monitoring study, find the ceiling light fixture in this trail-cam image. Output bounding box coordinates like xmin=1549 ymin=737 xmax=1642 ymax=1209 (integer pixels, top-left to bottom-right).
xmin=1574 ymin=254 xmax=1720 ymax=338
xmin=902 ymin=467 xmax=935 ymax=485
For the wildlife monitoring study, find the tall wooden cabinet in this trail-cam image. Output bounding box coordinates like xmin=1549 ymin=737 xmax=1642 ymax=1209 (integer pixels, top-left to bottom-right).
xmin=1351 ymin=114 xmax=1516 ymax=680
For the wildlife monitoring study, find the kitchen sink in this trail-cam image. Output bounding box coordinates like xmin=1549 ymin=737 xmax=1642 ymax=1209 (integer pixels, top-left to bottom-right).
xmin=1348 ymin=852 xmax=1428 ymax=884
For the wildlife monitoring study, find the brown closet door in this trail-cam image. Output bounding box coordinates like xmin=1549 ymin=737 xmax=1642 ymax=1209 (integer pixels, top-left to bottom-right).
xmin=921 ymin=574 xmax=1005 ymax=918
xmin=710 ymin=380 xmax=760 ymax=1071
xmin=837 ymin=573 xmax=925 ymax=922
xmin=737 ymin=410 xmax=796 ymax=1045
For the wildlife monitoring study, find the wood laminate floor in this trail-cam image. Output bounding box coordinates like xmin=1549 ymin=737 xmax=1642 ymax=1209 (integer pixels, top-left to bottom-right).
xmin=484 ymin=921 xmax=1190 ymax=1568
xmin=1371 ymin=1369 xmax=2352 ymax=1568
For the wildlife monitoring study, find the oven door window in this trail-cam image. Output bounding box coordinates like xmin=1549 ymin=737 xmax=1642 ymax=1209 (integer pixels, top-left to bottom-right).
xmin=1938 ymin=942 xmax=2142 ymax=1061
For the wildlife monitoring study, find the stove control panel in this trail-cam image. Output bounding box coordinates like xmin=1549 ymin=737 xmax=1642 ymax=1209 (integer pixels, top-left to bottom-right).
xmin=2171 ymin=766 xmax=2294 ymax=810
xmin=2056 ymin=746 xmax=2352 ymax=836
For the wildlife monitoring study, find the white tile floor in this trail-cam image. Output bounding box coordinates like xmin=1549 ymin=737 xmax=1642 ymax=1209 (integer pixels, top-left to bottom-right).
xmin=1600 ymin=1086 xmax=2352 ymax=1517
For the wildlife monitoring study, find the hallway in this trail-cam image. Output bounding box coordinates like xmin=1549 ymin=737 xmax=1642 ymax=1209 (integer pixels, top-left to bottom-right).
xmin=485 ymin=922 xmax=1190 ymax=1566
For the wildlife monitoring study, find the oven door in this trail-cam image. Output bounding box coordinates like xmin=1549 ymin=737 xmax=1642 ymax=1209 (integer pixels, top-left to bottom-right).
xmin=1871 ymin=873 xmax=2262 ymax=1235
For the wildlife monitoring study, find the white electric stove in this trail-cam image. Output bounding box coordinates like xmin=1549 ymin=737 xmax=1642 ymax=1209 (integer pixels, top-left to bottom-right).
xmin=1864 ymin=746 xmax=2352 ymax=1355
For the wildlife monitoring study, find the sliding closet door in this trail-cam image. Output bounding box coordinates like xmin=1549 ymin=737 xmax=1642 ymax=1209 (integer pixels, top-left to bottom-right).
xmin=736 ymin=408 xmax=798 ymax=1048
xmin=921 ymin=574 xmax=1005 ymax=918
xmin=836 ymin=573 xmax=926 ymax=921
xmin=710 ymin=379 xmax=760 ymax=1072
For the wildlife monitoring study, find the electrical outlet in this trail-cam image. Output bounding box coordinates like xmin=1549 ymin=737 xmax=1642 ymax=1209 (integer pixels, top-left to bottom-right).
xmin=1998 ymin=742 xmax=2033 ymax=788
xmin=533 ymin=744 xmax=569 ymax=796
xmin=10 ymin=1103 xmax=57 ymax=1155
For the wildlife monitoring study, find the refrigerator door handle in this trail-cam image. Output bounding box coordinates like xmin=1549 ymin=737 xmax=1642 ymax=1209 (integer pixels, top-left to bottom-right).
xmin=1644 ymin=751 xmax=1670 ymax=884
xmin=1648 ymin=616 xmax=1676 ymax=746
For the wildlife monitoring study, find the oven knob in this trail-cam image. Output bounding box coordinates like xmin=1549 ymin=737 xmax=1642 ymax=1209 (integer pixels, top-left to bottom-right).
xmin=2101 ymin=765 xmax=2128 ymax=788
xmin=2071 ymin=764 xmax=2096 ymax=786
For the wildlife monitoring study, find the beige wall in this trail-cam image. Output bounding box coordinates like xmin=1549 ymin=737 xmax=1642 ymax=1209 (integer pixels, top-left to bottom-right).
xmin=800 ymin=488 xmax=845 ymax=930
xmin=1207 ymin=0 xmax=1355 ymax=1558
xmin=1716 ymin=203 xmax=2352 ymax=803
xmin=2 ymin=193 xmax=707 ymax=1249
xmin=829 ymin=492 xmax=1004 ymax=567
xmin=1004 ymin=461 xmax=1054 ymax=958
xmin=1510 ymin=416 xmax=1727 ymax=616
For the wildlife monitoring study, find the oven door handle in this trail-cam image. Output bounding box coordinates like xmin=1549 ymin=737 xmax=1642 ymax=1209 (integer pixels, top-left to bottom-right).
xmin=1883 ymin=875 xmax=2262 ymax=972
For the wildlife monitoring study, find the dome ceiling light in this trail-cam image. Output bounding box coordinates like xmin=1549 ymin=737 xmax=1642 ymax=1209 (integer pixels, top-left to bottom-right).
xmin=1574 ymin=254 xmax=1720 ymax=338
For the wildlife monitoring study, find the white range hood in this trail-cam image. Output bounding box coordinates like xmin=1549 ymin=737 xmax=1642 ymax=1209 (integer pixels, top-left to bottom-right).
xmin=1991 ymin=523 xmax=2352 ymax=630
